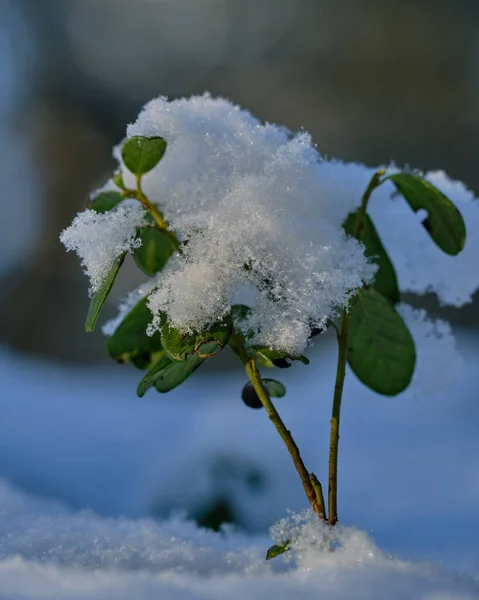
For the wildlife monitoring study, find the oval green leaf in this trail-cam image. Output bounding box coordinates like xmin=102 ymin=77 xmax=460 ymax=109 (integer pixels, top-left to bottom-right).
xmin=161 ymin=318 xmax=232 ymax=362
xmin=106 ymin=296 xmax=163 ymax=369
xmin=85 ymin=252 xmax=125 ymax=332
xmin=133 ymin=227 xmax=176 ymax=276
xmin=343 ymin=211 xmax=400 ymax=304
xmin=266 ymin=541 xmax=290 ymax=560
xmin=89 ymin=191 xmax=124 ymax=214
xmin=241 ymin=378 xmax=286 ymax=409
xmin=388 ymin=173 xmax=466 ymax=256
xmin=137 ymin=353 xmax=206 ymax=396
xmin=347 ymin=288 xmax=415 ymax=396
xmin=121 ymin=135 xmax=167 ymax=176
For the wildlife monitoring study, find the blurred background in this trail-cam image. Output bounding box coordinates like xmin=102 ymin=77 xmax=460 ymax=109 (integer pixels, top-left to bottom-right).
xmin=1 ymin=0 xmax=479 ymax=569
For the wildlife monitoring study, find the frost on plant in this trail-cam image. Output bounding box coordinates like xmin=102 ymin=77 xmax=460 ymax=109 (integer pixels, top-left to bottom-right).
xmin=60 ymin=206 xmax=145 ymax=295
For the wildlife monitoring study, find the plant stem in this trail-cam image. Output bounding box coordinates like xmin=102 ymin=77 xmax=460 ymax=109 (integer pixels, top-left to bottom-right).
xmin=353 ymin=169 xmax=385 ymax=240
xmin=327 ymin=310 xmax=349 ymax=525
xmin=327 ymin=168 xmax=385 ymax=526
xmin=310 ymin=473 xmax=326 ymax=518
xmin=124 ymin=176 xmax=181 ymax=250
xmin=245 ymin=359 xmax=324 ymax=517
xmin=136 ymin=175 xmax=170 ymax=230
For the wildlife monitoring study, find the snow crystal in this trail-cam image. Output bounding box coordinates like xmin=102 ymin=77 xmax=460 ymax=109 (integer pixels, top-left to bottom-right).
xmin=60 ymin=206 xmax=146 ymax=295
xmin=397 ymin=303 xmax=465 ymax=398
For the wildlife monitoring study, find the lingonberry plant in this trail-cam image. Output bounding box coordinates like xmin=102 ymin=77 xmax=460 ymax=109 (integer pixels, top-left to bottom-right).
xmin=61 ymin=94 xmax=473 ymax=559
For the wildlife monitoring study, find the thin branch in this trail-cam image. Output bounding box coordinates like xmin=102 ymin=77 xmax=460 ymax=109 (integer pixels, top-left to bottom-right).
xmin=123 ymin=178 xmax=181 ymax=250
xmin=327 ymin=310 xmax=349 ymax=525
xmin=245 ymin=359 xmax=324 ymax=517
xmin=327 ymin=168 xmax=385 ymax=525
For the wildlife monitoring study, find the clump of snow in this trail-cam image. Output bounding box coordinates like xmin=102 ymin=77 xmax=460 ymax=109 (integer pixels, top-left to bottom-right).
xmin=0 ymin=481 xmax=478 ymax=600
xmin=397 ymin=304 xmax=465 ymax=398
xmin=115 ymin=94 xmax=374 ymax=353
xmin=146 ymin=176 xmax=375 ymax=354
xmin=60 ymin=206 xmax=146 ymax=295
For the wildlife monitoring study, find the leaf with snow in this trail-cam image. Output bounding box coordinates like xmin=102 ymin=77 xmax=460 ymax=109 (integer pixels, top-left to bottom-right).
xmin=85 ymin=252 xmax=125 ymax=332
xmin=60 ymin=206 xmax=146 ymax=295
xmin=367 ymin=170 xmax=479 ymax=307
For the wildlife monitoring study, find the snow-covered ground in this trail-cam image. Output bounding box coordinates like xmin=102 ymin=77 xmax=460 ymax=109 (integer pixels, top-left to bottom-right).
xmin=0 ymin=328 xmax=478 ymax=597
xmin=0 ymin=482 xmax=478 ymax=600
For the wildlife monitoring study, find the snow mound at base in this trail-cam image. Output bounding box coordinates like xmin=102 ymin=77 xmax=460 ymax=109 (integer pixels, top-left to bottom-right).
xmin=0 ymin=481 xmax=477 ymax=600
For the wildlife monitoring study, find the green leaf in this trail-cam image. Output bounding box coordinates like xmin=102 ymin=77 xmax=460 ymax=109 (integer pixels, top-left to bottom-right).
xmin=252 ymin=346 xmax=310 ymax=369
xmin=347 ymin=287 xmax=416 ymax=396
xmin=343 ymin=212 xmax=400 ymax=304
xmin=133 ymin=227 xmax=176 ymax=276
xmin=89 ymin=191 xmax=124 ymax=214
xmin=137 ymin=353 xmax=206 ymax=396
xmin=112 ymin=171 xmax=125 ymax=190
xmin=106 ymin=296 xmax=163 ymax=369
xmin=85 ymin=253 xmax=125 ymax=332
xmin=266 ymin=542 xmax=290 ymax=560
xmin=388 ymin=173 xmax=466 ymax=256
xmin=121 ymin=136 xmax=167 ymax=176
xmin=241 ymin=378 xmax=286 ymax=409
xmin=161 ymin=318 xmax=232 ymax=361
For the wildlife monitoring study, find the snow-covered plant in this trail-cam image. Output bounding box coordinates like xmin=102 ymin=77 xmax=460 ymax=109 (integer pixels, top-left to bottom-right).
xmin=61 ymin=94 xmax=474 ymax=558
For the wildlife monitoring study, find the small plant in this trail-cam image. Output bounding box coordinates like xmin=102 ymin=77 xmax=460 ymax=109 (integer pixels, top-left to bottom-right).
xmin=61 ymin=94 xmax=471 ymax=558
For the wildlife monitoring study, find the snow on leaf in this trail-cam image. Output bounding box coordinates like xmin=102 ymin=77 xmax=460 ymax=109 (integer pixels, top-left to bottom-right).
xmin=60 ymin=206 xmax=146 ymax=295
